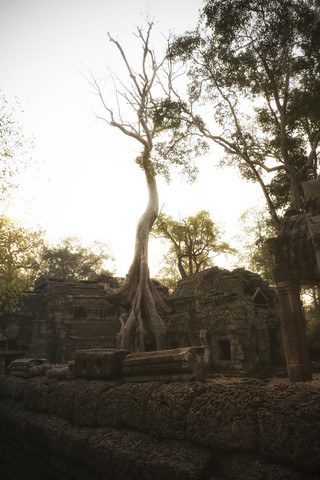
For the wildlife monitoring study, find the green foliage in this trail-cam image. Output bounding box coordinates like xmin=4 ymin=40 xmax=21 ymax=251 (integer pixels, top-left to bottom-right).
xmin=153 ymin=210 xmax=235 ymax=286
xmin=148 ymin=97 xmax=208 ymax=182
xmin=36 ymin=236 xmax=114 ymax=281
xmin=169 ymin=0 xmax=320 ymax=219
xmin=0 ymin=93 xmax=33 ymax=201
xmin=0 ymin=216 xmax=115 ymax=312
xmin=234 ymin=207 xmax=277 ymax=283
xmin=0 ymin=215 xmax=43 ymax=312
xmin=150 ymin=99 xmax=185 ymax=132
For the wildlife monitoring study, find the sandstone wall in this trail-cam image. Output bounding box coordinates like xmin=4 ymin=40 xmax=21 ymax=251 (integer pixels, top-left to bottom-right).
xmin=1 ymin=375 xmax=319 ymax=479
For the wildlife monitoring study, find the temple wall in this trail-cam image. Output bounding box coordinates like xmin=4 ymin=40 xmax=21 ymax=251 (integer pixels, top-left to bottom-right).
xmin=0 ymin=374 xmax=319 ymax=480
xmin=1 ymin=269 xmax=285 ymax=373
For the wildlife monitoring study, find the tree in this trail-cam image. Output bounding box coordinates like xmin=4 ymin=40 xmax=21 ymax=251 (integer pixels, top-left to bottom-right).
xmin=168 ymin=0 xmax=320 ymax=228
xmin=234 ymin=207 xmax=277 ymax=284
xmin=0 ymin=215 xmax=43 ymax=312
xmin=36 ymin=236 xmax=114 ymax=281
xmin=153 ymin=210 xmax=234 ymax=286
xmin=0 ymin=93 xmax=32 ymax=201
xmin=91 ymin=22 xmax=202 ymax=352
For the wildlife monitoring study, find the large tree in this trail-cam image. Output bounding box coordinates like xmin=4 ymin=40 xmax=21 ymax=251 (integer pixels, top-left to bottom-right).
xmin=168 ymin=0 xmax=320 ymax=227
xmin=92 ymin=22 xmax=201 ymax=352
xmin=153 ymin=210 xmax=234 ymax=282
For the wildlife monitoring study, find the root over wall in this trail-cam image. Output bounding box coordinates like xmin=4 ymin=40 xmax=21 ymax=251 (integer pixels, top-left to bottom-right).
xmin=0 ymin=375 xmax=320 ymax=480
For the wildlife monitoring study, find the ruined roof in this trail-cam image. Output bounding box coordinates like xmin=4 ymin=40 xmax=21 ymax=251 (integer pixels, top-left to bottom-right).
xmin=34 ymin=277 xmax=110 ymax=297
xmin=169 ymin=267 xmax=274 ymax=301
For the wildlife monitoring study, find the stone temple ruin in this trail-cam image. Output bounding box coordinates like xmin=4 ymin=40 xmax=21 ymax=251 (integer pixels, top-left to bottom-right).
xmin=0 ymin=266 xmax=285 ymax=376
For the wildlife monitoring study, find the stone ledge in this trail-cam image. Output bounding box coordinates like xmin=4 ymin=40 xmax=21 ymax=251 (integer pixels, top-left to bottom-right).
xmin=73 ymin=349 xmax=130 ymax=379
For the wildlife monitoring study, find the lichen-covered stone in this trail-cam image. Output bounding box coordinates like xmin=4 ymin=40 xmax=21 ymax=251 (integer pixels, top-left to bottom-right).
xmin=187 ymin=380 xmax=263 ymax=450
xmin=1 ymin=374 xmax=320 ymax=479
xmin=258 ymin=382 xmax=320 ymax=471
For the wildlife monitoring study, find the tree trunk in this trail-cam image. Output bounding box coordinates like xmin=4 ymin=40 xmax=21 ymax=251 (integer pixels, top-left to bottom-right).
xmin=106 ymin=165 xmax=169 ymax=352
xmin=177 ymin=254 xmax=187 ymax=278
xmin=288 ymin=172 xmax=303 ymax=212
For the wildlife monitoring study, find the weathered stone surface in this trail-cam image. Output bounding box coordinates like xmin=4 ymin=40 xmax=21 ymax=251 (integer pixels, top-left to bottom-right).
xmin=74 ymin=348 xmax=129 ymax=379
xmin=0 ymin=374 xmax=27 ymax=400
xmin=258 ymin=382 xmax=320 ymax=471
xmin=146 ymin=382 xmax=208 ymax=440
xmin=122 ymin=347 xmax=211 ymax=382
xmin=97 ymin=382 xmax=159 ymax=431
xmin=87 ymin=428 xmax=211 ymax=480
xmin=165 ymin=268 xmax=284 ymax=373
xmin=46 ymin=364 xmax=72 ymax=378
xmin=1 ymin=268 xmax=284 ymax=379
xmin=73 ymin=380 xmax=117 ymax=427
xmin=48 ymin=379 xmax=83 ymax=420
xmin=22 ymin=376 xmax=53 ymax=413
xmin=1 ymin=375 xmax=320 ymax=479
xmin=187 ymin=380 xmax=263 ymax=450
xmin=9 ymin=357 xmax=47 ymax=377
xmin=214 ymin=453 xmax=302 ymax=480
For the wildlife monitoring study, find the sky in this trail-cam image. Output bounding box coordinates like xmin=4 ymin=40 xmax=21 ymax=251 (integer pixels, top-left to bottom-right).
xmin=0 ymin=0 xmax=264 ymax=276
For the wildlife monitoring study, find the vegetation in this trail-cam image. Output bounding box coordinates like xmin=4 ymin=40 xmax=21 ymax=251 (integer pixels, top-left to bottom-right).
xmin=0 ymin=215 xmax=42 ymax=312
xmin=234 ymin=208 xmax=276 ymax=284
xmin=91 ymin=21 xmax=205 ymax=352
xmin=0 ymin=215 xmax=114 ymax=312
xmin=153 ymin=210 xmax=234 ymax=289
xmin=0 ymin=93 xmax=32 ymax=201
xmin=168 ymin=0 xmax=320 ymax=227
xmin=35 ymin=236 xmax=114 ymax=281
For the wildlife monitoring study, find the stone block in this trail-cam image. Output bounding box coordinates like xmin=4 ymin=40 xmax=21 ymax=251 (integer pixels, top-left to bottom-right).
xmin=258 ymin=383 xmax=320 ymax=471
xmin=122 ymin=347 xmax=211 ymax=382
xmin=9 ymin=358 xmax=47 ymax=378
xmin=187 ymin=380 xmax=263 ymax=450
xmin=73 ymin=349 xmax=129 ymax=379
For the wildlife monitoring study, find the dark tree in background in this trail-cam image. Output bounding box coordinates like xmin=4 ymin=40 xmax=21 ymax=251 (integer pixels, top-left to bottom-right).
xmin=36 ymin=236 xmax=114 ymax=281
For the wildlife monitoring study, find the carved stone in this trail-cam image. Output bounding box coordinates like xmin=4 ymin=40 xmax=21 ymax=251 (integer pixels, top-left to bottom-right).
xmin=121 ymin=346 xmax=211 ymax=382
xmin=73 ymin=348 xmax=129 ymax=379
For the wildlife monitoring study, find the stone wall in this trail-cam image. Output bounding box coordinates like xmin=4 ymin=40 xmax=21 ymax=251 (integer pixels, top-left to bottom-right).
xmin=0 ymin=374 xmax=319 ymax=479
xmin=1 ymin=268 xmax=284 ymax=374
xmin=0 ymin=278 xmax=122 ymax=365
xmin=165 ymin=268 xmax=284 ymax=372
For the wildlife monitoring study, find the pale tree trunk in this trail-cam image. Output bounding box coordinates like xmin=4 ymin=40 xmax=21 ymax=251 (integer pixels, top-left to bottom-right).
xmin=95 ymin=23 xmax=173 ymax=352
xmin=107 ymin=164 xmax=169 ymax=352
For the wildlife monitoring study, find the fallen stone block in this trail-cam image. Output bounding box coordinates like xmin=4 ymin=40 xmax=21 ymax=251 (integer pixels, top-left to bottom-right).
xmin=8 ymin=358 xmax=48 ymax=378
xmin=122 ymin=347 xmax=211 ymax=382
xmin=73 ymin=349 xmax=129 ymax=379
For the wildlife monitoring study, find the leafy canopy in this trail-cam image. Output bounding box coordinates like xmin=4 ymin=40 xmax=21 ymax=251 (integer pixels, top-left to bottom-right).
xmin=168 ymin=0 xmax=320 ymax=222
xmin=233 ymin=207 xmax=277 ymax=284
xmin=0 ymin=215 xmax=43 ymax=312
xmin=36 ymin=236 xmax=114 ymax=281
xmin=0 ymin=93 xmax=33 ymax=201
xmin=0 ymin=216 xmax=115 ymax=312
xmin=153 ymin=210 xmax=235 ymax=288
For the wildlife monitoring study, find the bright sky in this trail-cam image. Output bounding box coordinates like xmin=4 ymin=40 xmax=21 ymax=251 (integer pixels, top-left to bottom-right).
xmin=0 ymin=0 xmax=264 ymax=276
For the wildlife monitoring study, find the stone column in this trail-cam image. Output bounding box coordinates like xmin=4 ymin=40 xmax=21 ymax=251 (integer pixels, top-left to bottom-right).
xmin=277 ymin=281 xmax=312 ymax=382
